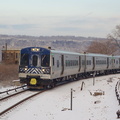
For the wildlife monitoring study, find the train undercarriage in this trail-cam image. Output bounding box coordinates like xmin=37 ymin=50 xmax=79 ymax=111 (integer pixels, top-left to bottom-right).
xmin=20 ymin=69 xmax=120 ymax=89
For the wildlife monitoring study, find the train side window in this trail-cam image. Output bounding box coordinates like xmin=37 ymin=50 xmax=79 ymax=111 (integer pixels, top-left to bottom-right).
xmin=76 ymin=60 xmax=78 ymax=65
xmin=68 ymin=60 xmax=70 ymax=66
xmin=82 ymin=60 xmax=85 ymax=65
xmin=66 ymin=60 xmax=68 ymax=67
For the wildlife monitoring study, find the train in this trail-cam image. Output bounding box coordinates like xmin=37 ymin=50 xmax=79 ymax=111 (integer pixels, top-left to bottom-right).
xmin=19 ymin=47 xmax=120 ymax=89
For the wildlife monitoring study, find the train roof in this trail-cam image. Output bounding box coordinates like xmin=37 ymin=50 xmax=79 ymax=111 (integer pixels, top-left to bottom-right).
xmin=112 ymin=56 xmax=120 ymax=58
xmin=20 ymin=47 xmax=82 ymax=55
xmin=21 ymin=47 xmax=120 ymax=58
xmin=50 ymin=49 xmax=84 ymax=55
xmin=21 ymin=47 xmax=50 ymax=54
xmin=85 ymin=53 xmax=111 ymax=57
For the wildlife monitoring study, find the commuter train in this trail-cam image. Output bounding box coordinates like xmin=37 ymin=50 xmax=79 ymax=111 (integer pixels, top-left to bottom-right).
xmin=19 ymin=47 xmax=120 ymax=89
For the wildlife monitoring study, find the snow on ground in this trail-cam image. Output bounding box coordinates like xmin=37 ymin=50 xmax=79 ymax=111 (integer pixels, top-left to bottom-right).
xmin=1 ymin=74 xmax=120 ymax=120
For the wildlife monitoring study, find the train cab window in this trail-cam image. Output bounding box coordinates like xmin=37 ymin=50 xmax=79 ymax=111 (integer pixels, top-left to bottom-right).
xmin=32 ymin=55 xmax=38 ymax=67
xmin=20 ymin=54 xmax=29 ymax=66
xmin=41 ymin=55 xmax=50 ymax=67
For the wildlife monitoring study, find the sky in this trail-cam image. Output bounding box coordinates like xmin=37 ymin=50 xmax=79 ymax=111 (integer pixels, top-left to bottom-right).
xmin=0 ymin=0 xmax=120 ymax=37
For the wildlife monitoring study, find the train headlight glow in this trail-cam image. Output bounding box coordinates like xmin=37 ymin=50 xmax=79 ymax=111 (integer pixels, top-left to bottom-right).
xmin=24 ymin=68 xmax=28 ymax=71
xmin=41 ymin=68 xmax=50 ymax=74
xmin=42 ymin=69 xmax=45 ymax=72
xmin=31 ymin=48 xmax=40 ymax=52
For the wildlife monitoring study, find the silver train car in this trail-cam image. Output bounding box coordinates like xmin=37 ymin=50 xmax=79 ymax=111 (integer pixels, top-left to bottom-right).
xmin=19 ymin=47 xmax=120 ymax=88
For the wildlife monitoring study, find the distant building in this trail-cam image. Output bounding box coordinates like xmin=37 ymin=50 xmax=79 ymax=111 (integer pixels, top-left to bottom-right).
xmin=2 ymin=49 xmax=20 ymax=64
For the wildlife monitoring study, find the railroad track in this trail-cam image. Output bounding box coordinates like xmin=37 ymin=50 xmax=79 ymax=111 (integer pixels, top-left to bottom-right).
xmin=0 ymin=80 xmax=72 ymax=116
xmin=0 ymin=73 xmax=110 ymax=117
xmin=0 ymin=73 xmax=112 ymax=117
xmin=0 ymin=90 xmax=46 ymax=116
xmin=0 ymin=85 xmax=27 ymax=94
xmin=0 ymin=73 xmax=119 ymax=118
xmin=0 ymin=85 xmax=28 ymax=101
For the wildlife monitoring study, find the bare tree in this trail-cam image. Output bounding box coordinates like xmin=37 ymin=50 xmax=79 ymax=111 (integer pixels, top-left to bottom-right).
xmin=86 ymin=39 xmax=117 ymax=55
xmin=108 ymin=25 xmax=120 ymax=48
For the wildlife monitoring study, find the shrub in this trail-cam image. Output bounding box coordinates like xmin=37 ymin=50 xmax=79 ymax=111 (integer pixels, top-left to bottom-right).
xmin=0 ymin=64 xmax=19 ymax=86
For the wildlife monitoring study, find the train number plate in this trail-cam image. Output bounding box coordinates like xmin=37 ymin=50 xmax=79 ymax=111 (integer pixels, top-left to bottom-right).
xmin=30 ymin=78 xmax=37 ymax=85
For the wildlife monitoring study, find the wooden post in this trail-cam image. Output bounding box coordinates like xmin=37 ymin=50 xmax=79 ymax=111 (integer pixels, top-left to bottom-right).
xmin=70 ymin=88 xmax=73 ymax=110
xmin=81 ymin=81 xmax=85 ymax=91
xmin=93 ymin=72 xmax=96 ymax=86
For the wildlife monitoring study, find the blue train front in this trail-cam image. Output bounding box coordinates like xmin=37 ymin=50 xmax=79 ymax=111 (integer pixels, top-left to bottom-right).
xmin=19 ymin=47 xmax=52 ymax=88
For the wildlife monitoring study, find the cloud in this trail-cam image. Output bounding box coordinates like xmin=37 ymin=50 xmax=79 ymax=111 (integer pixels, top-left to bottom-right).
xmin=12 ymin=24 xmax=36 ymax=30
xmin=0 ymin=24 xmax=38 ymax=32
xmin=0 ymin=16 xmax=120 ymax=37
xmin=0 ymin=25 xmax=8 ymax=29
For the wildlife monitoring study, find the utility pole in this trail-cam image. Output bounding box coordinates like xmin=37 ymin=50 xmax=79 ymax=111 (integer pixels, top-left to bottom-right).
xmin=5 ymin=43 xmax=7 ymax=63
xmin=5 ymin=43 xmax=7 ymax=51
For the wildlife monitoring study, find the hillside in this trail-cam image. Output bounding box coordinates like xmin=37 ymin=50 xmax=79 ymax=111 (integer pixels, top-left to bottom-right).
xmin=0 ymin=34 xmax=106 ymax=61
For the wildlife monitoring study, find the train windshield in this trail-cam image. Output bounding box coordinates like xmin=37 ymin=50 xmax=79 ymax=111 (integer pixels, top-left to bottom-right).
xmin=32 ymin=55 xmax=38 ymax=67
xmin=41 ymin=55 xmax=50 ymax=67
xmin=20 ymin=54 xmax=29 ymax=66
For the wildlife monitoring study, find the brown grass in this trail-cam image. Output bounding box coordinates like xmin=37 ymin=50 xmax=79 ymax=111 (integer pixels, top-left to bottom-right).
xmin=0 ymin=64 xmax=19 ymax=87
xmin=93 ymin=91 xmax=105 ymax=96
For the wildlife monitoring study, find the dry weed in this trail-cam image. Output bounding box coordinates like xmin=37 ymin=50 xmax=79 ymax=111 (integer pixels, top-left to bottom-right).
xmin=0 ymin=64 xmax=19 ymax=86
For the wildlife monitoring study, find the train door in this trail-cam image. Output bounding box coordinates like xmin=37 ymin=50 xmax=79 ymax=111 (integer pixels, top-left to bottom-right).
xmin=107 ymin=57 xmax=109 ymax=69
xmin=61 ymin=55 xmax=64 ymax=75
xmin=52 ymin=56 xmax=55 ymax=75
xmin=84 ymin=54 xmax=87 ymax=72
xmin=93 ymin=57 xmax=95 ymax=70
xmin=78 ymin=56 xmax=81 ymax=72
xmin=119 ymin=58 xmax=120 ymax=68
xmin=112 ymin=58 xmax=115 ymax=68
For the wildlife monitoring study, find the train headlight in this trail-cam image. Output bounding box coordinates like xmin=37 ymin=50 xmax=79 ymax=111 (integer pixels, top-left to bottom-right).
xmin=42 ymin=68 xmax=45 ymax=72
xmin=41 ymin=68 xmax=50 ymax=74
xmin=24 ymin=68 xmax=28 ymax=71
xmin=31 ymin=48 xmax=40 ymax=52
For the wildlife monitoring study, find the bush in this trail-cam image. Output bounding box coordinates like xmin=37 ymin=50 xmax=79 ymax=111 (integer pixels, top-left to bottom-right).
xmin=0 ymin=64 xmax=19 ymax=86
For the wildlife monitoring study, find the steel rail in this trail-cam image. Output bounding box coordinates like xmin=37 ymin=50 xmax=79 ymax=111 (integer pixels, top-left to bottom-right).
xmin=0 ymin=85 xmax=27 ymax=94
xmin=0 ymin=89 xmax=28 ymax=101
xmin=0 ymin=90 xmax=45 ymax=116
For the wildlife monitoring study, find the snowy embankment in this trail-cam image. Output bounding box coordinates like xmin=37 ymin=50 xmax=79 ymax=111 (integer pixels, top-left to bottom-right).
xmin=1 ymin=74 xmax=120 ymax=120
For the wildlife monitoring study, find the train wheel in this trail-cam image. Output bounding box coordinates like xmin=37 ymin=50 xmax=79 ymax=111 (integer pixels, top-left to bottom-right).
xmin=46 ymin=83 xmax=55 ymax=89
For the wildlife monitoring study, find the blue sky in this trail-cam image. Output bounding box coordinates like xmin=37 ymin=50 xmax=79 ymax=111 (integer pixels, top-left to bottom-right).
xmin=0 ymin=0 xmax=120 ymax=37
